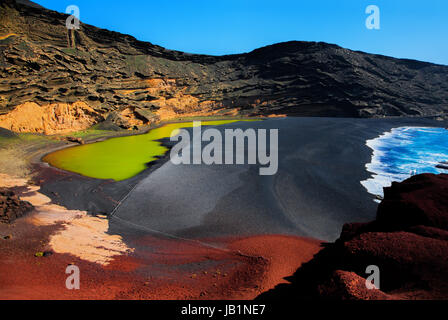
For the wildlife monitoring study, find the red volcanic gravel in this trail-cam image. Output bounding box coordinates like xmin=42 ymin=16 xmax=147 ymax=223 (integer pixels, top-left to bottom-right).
xmin=0 ymin=214 xmax=321 ymax=300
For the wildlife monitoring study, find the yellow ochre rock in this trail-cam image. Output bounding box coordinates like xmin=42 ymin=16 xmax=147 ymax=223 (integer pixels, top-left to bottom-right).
xmin=0 ymin=101 xmax=103 ymax=135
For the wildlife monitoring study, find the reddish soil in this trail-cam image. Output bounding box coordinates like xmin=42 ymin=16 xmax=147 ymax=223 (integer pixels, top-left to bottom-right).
xmin=0 ymin=213 xmax=322 ymax=300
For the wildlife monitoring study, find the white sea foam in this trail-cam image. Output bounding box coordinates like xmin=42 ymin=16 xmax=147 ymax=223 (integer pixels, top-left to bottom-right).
xmin=361 ymin=126 xmax=448 ymax=201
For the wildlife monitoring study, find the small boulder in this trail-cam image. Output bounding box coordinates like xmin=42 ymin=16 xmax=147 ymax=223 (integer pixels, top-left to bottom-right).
xmin=0 ymin=188 xmax=34 ymax=224
xmin=66 ymin=136 xmax=84 ymax=144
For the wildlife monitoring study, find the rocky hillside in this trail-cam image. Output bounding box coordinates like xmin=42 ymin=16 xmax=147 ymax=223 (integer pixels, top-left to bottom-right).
xmin=258 ymin=173 xmax=448 ymax=300
xmin=1 ymin=0 xmax=448 ymax=134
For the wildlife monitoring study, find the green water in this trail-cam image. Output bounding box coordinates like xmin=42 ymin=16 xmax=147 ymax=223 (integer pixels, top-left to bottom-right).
xmin=43 ymin=120 xmax=245 ymax=181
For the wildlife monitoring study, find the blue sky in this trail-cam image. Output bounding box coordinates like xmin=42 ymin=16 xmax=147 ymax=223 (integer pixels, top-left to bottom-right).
xmin=35 ymin=0 xmax=448 ymax=65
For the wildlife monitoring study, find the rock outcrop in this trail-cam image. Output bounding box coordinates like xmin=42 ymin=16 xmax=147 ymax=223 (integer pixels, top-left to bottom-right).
xmin=0 ymin=188 xmax=33 ymax=223
xmin=258 ymin=174 xmax=448 ymax=300
xmin=0 ymin=101 xmax=103 ymax=134
xmin=1 ymin=1 xmax=448 ymax=133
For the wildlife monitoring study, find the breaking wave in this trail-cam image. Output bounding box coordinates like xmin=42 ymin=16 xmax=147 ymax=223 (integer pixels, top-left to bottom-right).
xmin=361 ymin=127 xmax=448 ymax=199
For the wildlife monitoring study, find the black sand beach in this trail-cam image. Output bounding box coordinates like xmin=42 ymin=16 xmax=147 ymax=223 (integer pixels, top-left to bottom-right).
xmin=39 ymin=117 xmax=448 ymax=242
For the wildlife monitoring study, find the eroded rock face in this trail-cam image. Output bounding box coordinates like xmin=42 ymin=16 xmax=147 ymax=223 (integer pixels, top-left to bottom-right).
xmin=0 ymin=101 xmax=103 ymax=134
xmin=0 ymin=188 xmax=34 ymax=224
xmin=258 ymin=174 xmax=448 ymax=300
xmin=1 ymin=1 xmax=448 ymax=133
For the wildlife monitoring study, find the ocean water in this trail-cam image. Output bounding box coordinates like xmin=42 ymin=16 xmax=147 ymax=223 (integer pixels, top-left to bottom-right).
xmin=361 ymin=126 xmax=448 ymax=198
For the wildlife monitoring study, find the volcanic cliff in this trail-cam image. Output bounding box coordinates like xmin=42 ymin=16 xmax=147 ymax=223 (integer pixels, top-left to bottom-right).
xmin=1 ymin=0 xmax=448 ymax=134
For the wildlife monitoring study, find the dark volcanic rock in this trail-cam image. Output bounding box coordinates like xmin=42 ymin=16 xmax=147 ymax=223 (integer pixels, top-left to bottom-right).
xmin=436 ymin=161 xmax=448 ymax=170
xmin=0 ymin=188 xmax=34 ymax=223
xmin=14 ymin=0 xmax=43 ymax=9
xmin=1 ymin=1 xmax=448 ymax=131
xmin=66 ymin=136 xmax=84 ymax=144
xmin=377 ymin=174 xmax=448 ymax=230
xmin=257 ymin=173 xmax=448 ymax=300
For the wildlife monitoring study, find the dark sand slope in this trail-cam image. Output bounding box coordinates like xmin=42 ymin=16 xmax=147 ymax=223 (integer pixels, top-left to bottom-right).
xmin=110 ymin=117 xmax=448 ymax=242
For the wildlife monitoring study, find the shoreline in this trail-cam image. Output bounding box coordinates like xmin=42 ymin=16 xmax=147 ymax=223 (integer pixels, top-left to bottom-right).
xmin=361 ymin=126 xmax=448 ymax=198
xmin=38 ymin=116 xmax=264 ymax=183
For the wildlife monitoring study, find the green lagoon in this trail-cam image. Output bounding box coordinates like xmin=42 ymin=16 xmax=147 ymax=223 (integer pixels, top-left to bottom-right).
xmin=43 ymin=120 xmax=243 ymax=181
